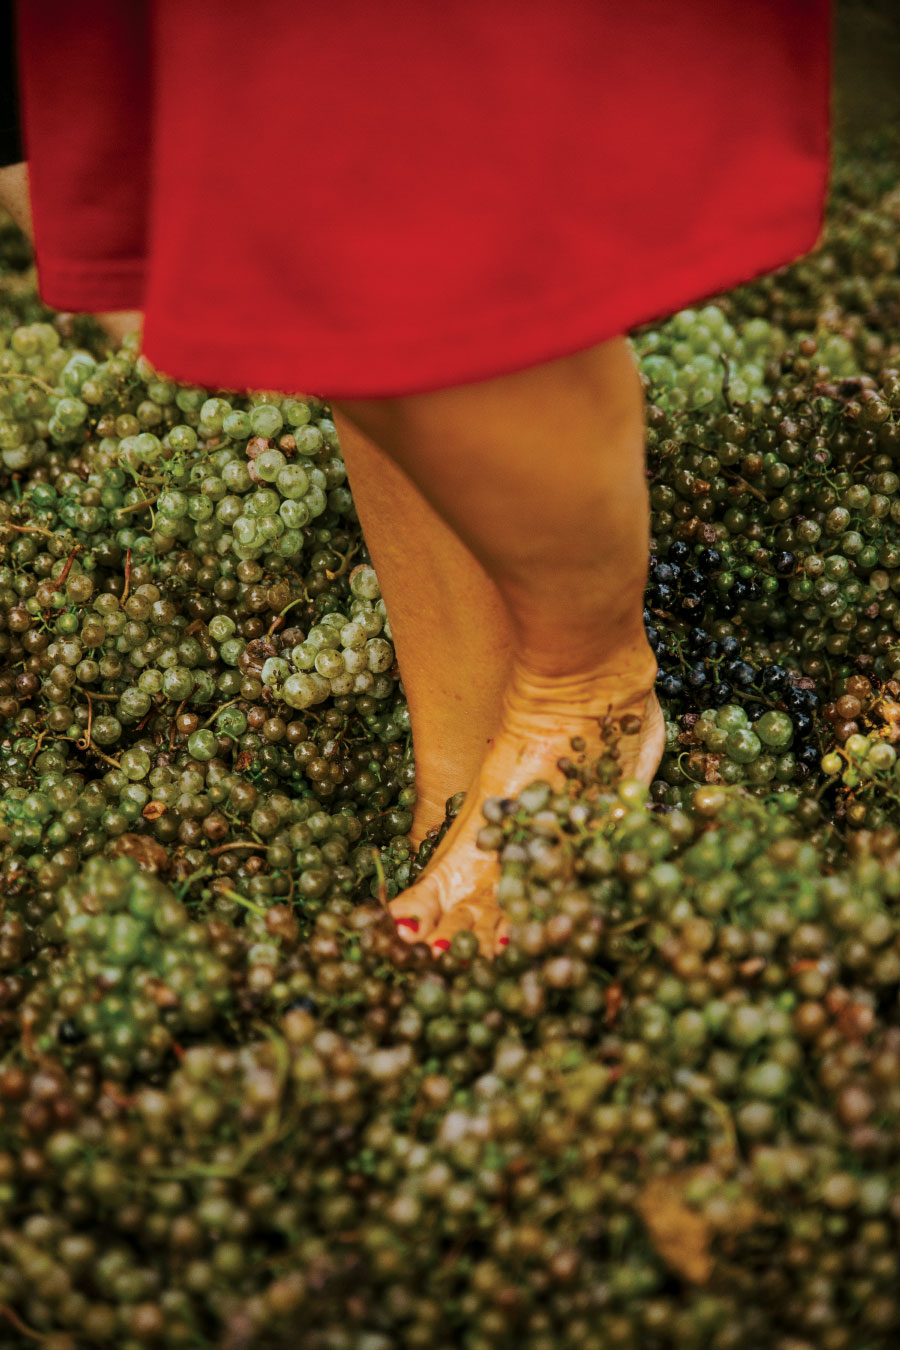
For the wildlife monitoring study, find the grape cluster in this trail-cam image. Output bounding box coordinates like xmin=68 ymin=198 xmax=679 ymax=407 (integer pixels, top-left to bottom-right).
xmin=260 ymin=564 xmax=396 ymax=711
xmin=677 ymin=702 xmax=801 ymax=787
xmin=633 ymin=304 xmax=782 ymax=410
xmin=17 ymin=857 xmax=236 ymax=1080
xmin=633 ymin=304 xmax=860 ymax=416
xmin=0 ymin=769 xmax=896 ymax=1350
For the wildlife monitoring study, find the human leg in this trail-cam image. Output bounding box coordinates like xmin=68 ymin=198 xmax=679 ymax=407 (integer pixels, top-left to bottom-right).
xmin=0 ymin=160 xmax=142 ymax=341
xmin=332 ymin=410 xmax=514 ymax=845
xmin=338 ymin=336 xmax=662 ymax=954
xmin=0 ymin=160 xmax=32 ymax=235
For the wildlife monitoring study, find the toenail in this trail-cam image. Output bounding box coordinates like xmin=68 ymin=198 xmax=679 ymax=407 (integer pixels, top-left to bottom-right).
xmin=498 ymin=936 xmax=509 ymax=946
xmin=432 ymin=939 xmax=450 ymax=951
xmin=395 ymin=916 xmax=420 ymax=931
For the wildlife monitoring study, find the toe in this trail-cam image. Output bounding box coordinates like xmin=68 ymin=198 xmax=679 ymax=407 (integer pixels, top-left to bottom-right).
xmin=429 ymin=901 xmax=504 ymax=958
xmin=388 ymin=890 xmax=442 ymax=943
xmin=494 ymin=914 xmax=510 ymax=957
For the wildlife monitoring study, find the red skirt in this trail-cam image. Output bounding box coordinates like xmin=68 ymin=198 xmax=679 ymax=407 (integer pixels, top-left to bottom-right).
xmin=15 ymin=1 xmax=830 ymax=399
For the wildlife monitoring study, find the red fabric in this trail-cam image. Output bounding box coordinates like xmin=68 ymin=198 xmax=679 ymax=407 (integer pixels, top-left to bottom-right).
xmin=16 ymin=1 xmax=830 ymax=399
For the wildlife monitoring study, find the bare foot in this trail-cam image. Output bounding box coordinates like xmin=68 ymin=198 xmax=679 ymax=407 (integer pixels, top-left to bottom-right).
xmin=390 ymin=664 xmax=664 ymax=956
xmin=408 ymin=781 xmax=463 ymax=851
xmin=405 ymin=682 xmax=507 ymax=849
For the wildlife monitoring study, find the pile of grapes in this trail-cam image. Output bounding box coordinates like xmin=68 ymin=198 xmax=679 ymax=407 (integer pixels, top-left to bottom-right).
xmin=1 ymin=139 xmax=900 ymax=1350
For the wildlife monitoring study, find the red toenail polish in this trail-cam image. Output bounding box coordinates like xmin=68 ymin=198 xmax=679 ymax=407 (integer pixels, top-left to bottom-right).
xmin=432 ymin=939 xmax=450 ymax=951
xmin=499 ymin=937 xmax=509 ymax=946
xmin=395 ymin=916 xmax=419 ymax=931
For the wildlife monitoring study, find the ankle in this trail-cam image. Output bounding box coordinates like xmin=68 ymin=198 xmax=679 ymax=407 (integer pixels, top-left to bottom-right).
xmin=504 ymin=645 xmax=658 ymax=715
xmin=410 ymin=794 xmax=450 ymax=848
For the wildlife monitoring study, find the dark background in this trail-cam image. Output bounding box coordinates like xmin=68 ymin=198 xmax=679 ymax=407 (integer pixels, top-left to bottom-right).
xmin=835 ymin=0 xmax=900 ymax=145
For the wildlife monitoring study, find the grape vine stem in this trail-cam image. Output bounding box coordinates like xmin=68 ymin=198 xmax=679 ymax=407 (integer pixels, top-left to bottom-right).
xmin=0 ymin=369 xmax=55 ymax=396
xmin=49 ymin=542 xmax=81 ymax=592
xmin=116 ymin=495 xmax=159 ymax=515
xmin=0 ymin=1304 xmax=46 ymax=1342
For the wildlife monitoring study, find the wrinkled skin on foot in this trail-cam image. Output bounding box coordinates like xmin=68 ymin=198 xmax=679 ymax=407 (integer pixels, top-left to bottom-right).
xmin=390 ymin=666 xmax=664 ymax=957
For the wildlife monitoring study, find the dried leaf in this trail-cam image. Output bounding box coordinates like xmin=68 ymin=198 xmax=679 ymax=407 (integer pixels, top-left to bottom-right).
xmin=108 ymin=832 xmax=171 ymax=875
xmin=637 ymin=1175 xmax=713 ymax=1284
xmin=873 ymin=696 xmax=900 ymax=742
xmin=703 ymin=754 xmax=724 ymax=785
xmin=142 ymin=801 xmax=167 ymax=822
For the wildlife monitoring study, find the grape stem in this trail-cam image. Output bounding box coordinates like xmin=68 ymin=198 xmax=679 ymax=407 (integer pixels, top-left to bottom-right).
xmin=724 ymin=471 xmax=768 ymax=505
xmin=122 ymin=547 xmax=133 ymax=603
xmin=169 ymin=700 xmax=187 ymax=749
xmin=371 ymin=848 xmax=389 ymax=908
xmin=326 ymin=542 xmax=359 ymax=580
xmin=116 ymin=494 xmax=159 ymax=515
xmin=174 ymin=865 xmax=214 ymax=899
xmin=82 ymin=742 xmax=122 ymax=770
xmin=221 ymin=888 xmax=267 ymax=919
xmin=0 ymin=1304 xmax=46 ymax=1342
xmin=695 ymin=1090 xmax=738 ymax=1162
xmin=6 ymin=522 xmax=53 ymax=537
xmin=76 ymin=690 xmax=94 ymax=753
xmin=26 ymin=729 xmax=47 ymax=768
xmin=202 ymin=697 xmax=239 ymax=729
xmin=48 ymin=542 xmax=82 ymax=592
xmin=609 ymin=916 xmax=650 ymax=935
xmin=275 ymin=591 xmax=310 ymax=623
xmin=0 ymin=368 xmax=55 ymax=396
